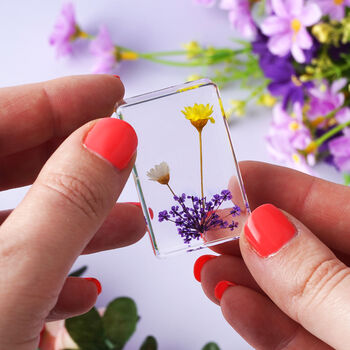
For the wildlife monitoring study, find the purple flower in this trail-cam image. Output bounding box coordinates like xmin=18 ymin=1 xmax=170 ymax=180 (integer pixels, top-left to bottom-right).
xmin=49 ymin=2 xmax=77 ymax=57
xmin=317 ymin=0 xmax=350 ymax=21
xmin=329 ymin=128 xmax=350 ymax=172
xmin=194 ymin=0 xmax=216 ymax=6
xmin=308 ymin=79 xmax=349 ymax=124
xmin=158 ymin=190 xmax=240 ymax=244
xmin=90 ymin=25 xmax=117 ymax=74
xmin=266 ymin=103 xmax=314 ymax=173
xmin=220 ymin=0 xmax=257 ymax=39
xmin=261 ymin=0 xmax=321 ymax=63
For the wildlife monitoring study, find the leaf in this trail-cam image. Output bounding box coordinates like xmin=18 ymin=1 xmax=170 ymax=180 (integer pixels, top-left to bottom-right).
xmin=65 ymin=307 xmax=108 ymax=350
xmin=102 ymin=297 xmax=139 ymax=350
xmin=202 ymin=342 xmax=221 ymax=350
xmin=69 ymin=265 xmax=88 ymax=277
xmin=344 ymin=173 xmax=350 ymax=186
xmin=140 ymin=336 xmax=158 ymax=350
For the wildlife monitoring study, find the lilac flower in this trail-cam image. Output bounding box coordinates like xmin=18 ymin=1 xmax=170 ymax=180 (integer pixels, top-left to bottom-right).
xmin=49 ymin=2 xmax=77 ymax=57
xmin=266 ymin=103 xmax=314 ymax=173
xmin=317 ymin=0 xmax=350 ymax=21
xmin=261 ymin=0 xmax=321 ymax=63
xmin=308 ymin=79 xmax=349 ymax=124
xmin=329 ymin=128 xmax=350 ymax=172
xmin=158 ymin=190 xmax=240 ymax=244
xmin=90 ymin=25 xmax=117 ymax=74
xmin=194 ymin=0 xmax=216 ymax=6
xmin=220 ymin=0 xmax=257 ymax=39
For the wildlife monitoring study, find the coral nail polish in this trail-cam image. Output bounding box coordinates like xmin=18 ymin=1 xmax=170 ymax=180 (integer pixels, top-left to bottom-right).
xmin=84 ymin=277 xmax=102 ymax=295
xmin=113 ymin=75 xmax=120 ymax=79
xmin=129 ymin=202 xmax=154 ymax=219
xmin=214 ymin=280 xmax=236 ymax=300
xmin=84 ymin=119 xmax=137 ymax=170
xmin=244 ymin=204 xmax=296 ymax=257
xmin=193 ymin=255 xmax=216 ymax=282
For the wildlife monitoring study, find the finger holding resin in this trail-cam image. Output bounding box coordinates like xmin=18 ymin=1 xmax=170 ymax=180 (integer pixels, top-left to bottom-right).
xmin=237 ymin=204 xmax=350 ymax=350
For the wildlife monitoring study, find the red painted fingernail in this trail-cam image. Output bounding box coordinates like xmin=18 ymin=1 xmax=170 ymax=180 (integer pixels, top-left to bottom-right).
xmin=129 ymin=202 xmax=154 ymax=219
xmin=214 ymin=280 xmax=236 ymax=300
xmin=244 ymin=204 xmax=296 ymax=257
xmin=84 ymin=277 xmax=102 ymax=295
xmin=113 ymin=75 xmax=120 ymax=79
xmin=84 ymin=119 xmax=137 ymax=170
xmin=193 ymin=255 xmax=216 ymax=282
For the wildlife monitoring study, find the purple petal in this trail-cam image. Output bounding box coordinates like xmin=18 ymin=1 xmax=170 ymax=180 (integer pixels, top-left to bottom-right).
xmin=300 ymin=3 xmax=322 ymax=26
xmin=271 ymin=0 xmax=288 ymax=17
xmin=291 ymin=43 xmax=306 ymax=63
xmin=331 ymin=78 xmax=347 ymax=94
xmin=261 ymin=16 xmax=289 ymax=35
xmin=285 ymin=0 xmax=303 ymax=16
xmin=268 ymin=33 xmax=292 ymax=57
xmin=296 ymin=27 xmax=313 ymax=49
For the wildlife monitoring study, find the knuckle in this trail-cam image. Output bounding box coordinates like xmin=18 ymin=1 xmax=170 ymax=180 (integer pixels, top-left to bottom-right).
xmin=293 ymin=257 xmax=350 ymax=321
xmin=39 ymin=172 xmax=105 ymax=220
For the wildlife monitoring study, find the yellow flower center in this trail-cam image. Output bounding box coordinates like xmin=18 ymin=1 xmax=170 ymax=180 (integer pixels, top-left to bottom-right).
xmin=304 ymin=142 xmax=317 ymax=154
xmin=292 ymin=153 xmax=301 ymax=164
xmin=291 ymin=19 xmax=302 ymax=33
xmin=157 ymin=174 xmax=170 ymax=185
xmin=289 ymin=121 xmax=300 ymax=131
xmin=291 ymin=75 xmax=302 ymax=87
xmin=181 ymin=103 xmax=215 ymax=132
xmin=334 ymin=0 xmax=344 ymax=5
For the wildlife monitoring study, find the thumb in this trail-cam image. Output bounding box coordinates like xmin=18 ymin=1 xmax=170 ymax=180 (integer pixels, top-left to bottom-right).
xmin=0 ymin=118 xmax=137 ymax=339
xmin=240 ymin=204 xmax=350 ymax=350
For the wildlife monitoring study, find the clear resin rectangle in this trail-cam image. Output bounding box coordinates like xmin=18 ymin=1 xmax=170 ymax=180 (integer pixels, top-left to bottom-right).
xmin=116 ymin=79 xmax=250 ymax=257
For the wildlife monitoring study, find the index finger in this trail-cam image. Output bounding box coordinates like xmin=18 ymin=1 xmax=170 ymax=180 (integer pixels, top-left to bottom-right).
xmin=0 ymin=74 xmax=123 ymax=157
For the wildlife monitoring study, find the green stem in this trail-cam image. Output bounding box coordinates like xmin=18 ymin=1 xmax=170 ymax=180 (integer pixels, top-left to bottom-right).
xmin=199 ymin=131 xmax=204 ymax=200
xmin=315 ymin=120 xmax=350 ymax=146
xmin=140 ymin=50 xmax=188 ymax=57
xmin=138 ymin=55 xmax=207 ymax=67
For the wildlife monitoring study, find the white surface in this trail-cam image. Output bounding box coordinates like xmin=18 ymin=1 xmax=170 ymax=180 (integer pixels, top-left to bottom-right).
xmin=0 ymin=1 xmax=344 ymax=349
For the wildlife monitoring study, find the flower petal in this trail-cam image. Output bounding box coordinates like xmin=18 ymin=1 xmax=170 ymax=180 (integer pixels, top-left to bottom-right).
xmin=261 ymin=16 xmax=289 ymax=35
xmin=331 ymin=78 xmax=348 ymax=94
xmin=268 ymin=33 xmax=292 ymax=57
xmin=296 ymin=27 xmax=312 ymax=49
xmin=285 ymin=0 xmax=303 ymax=16
xmin=271 ymin=0 xmax=288 ymax=17
xmin=291 ymin=43 xmax=305 ymax=63
xmin=299 ymin=3 xmax=322 ymax=26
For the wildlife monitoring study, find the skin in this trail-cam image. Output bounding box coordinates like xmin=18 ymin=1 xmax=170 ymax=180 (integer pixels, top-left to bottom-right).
xmin=200 ymin=161 xmax=350 ymax=350
xmin=0 ymin=75 xmax=147 ymax=349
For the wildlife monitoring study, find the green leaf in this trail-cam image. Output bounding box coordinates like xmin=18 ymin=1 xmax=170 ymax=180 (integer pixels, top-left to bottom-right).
xmin=202 ymin=342 xmax=221 ymax=350
xmin=65 ymin=307 xmax=108 ymax=350
xmin=140 ymin=336 xmax=158 ymax=350
xmin=69 ymin=265 xmax=88 ymax=277
xmin=102 ymin=297 xmax=139 ymax=350
xmin=344 ymin=173 xmax=350 ymax=186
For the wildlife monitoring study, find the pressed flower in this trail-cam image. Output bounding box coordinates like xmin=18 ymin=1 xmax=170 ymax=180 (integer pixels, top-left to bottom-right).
xmin=182 ymin=103 xmax=215 ymax=132
xmin=147 ymin=162 xmax=170 ymax=185
xmin=49 ymin=2 xmax=78 ymax=57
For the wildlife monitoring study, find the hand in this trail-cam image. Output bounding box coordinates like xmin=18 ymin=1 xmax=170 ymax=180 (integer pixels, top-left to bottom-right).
xmin=0 ymin=75 xmax=146 ymax=349
xmin=195 ymin=161 xmax=350 ymax=350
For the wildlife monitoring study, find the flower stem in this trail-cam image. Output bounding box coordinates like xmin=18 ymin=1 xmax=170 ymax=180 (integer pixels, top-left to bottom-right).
xmin=167 ymin=184 xmax=177 ymax=197
xmin=315 ymin=120 xmax=350 ymax=146
xmin=199 ymin=130 xmax=204 ymax=200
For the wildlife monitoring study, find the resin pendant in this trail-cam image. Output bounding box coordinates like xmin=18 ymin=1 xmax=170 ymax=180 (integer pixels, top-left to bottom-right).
xmin=116 ymin=79 xmax=250 ymax=257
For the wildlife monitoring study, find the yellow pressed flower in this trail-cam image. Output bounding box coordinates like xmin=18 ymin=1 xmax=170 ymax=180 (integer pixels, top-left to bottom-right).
xmin=181 ymin=103 xmax=215 ymax=132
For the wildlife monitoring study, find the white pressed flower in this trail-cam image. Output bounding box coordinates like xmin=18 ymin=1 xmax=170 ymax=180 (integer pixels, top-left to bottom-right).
xmin=147 ymin=162 xmax=170 ymax=185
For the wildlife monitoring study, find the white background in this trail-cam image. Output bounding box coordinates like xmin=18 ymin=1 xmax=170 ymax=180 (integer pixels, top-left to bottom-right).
xmin=0 ymin=1 xmax=343 ymax=349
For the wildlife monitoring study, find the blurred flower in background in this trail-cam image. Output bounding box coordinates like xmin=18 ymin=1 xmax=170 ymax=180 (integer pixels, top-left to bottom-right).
xmin=49 ymin=1 xmax=350 ymax=182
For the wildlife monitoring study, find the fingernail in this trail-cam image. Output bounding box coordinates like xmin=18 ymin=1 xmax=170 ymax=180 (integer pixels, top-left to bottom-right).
xmin=84 ymin=277 xmax=102 ymax=295
xmin=129 ymin=202 xmax=154 ymax=219
xmin=84 ymin=119 xmax=137 ymax=170
xmin=193 ymin=255 xmax=216 ymax=282
xmin=113 ymin=75 xmax=120 ymax=79
xmin=214 ymin=280 xmax=236 ymax=300
xmin=244 ymin=204 xmax=296 ymax=257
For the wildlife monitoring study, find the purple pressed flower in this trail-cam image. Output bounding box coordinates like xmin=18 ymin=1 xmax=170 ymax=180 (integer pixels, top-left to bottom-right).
xmin=266 ymin=103 xmax=314 ymax=173
xmin=49 ymin=2 xmax=77 ymax=57
xmin=194 ymin=0 xmax=216 ymax=6
xmin=329 ymin=128 xmax=350 ymax=172
xmin=220 ymin=0 xmax=257 ymax=39
xmin=308 ymin=79 xmax=349 ymax=124
xmin=261 ymin=0 xmax=322 ymax=63
xmin=90 ymin=25 xmax=117 ymax=74
xmin=317 ymin=0 xmax=350 ymax=21
xmin=158 ymin=190 xmax=240 ymax=244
